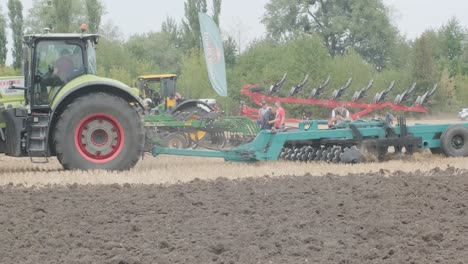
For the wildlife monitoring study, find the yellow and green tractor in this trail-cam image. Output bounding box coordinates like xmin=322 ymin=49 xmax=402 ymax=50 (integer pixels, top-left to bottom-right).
xmin=1 ymin=32 xmax=145 ymax=170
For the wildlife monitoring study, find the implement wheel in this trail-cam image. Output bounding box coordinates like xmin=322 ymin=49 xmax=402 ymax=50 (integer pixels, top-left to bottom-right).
xmin=165 ymin=133 xmax=188 ymax=149
xmin=54 ymin=92 xmax=144 ymax=170
xmin=440 ymin=125 xmax=468 ymax=157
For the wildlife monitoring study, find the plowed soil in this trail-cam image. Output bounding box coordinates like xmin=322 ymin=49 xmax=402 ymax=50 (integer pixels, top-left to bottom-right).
xmin=1 ymin=167 xmax=468 ymax=263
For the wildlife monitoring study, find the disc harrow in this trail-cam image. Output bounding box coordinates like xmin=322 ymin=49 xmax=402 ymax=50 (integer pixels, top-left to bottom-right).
xmin=279 ymin=145 xmax=363 ymax=163
xmin=144 ymin=111 xmax=260 ymax=151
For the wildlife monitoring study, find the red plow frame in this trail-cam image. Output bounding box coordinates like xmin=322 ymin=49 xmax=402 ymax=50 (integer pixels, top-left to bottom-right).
xmin=240 ymin=75 xmax=437 ymax=122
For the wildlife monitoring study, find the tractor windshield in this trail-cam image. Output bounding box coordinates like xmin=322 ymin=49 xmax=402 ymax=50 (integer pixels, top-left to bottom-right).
xmin=33 ymin=40 xmax=85 ymax=105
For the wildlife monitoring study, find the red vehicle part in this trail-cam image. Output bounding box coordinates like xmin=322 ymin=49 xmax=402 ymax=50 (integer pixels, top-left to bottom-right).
xmin=241 ymin=84 xmax=428 ymax=121
xmin=75 ymin=113 xmax=125 ymax=163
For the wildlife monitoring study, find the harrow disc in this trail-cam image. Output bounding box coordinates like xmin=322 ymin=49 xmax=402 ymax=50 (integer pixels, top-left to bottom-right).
xmin=279 ymin=148 xmax=289 ymax=159
xmin=303 ymin=147 xmax=313 ymax=162
xmin=307 ymin=148 xmax=317 ymax=161
xmin=321 ymin=147 xmax=332 ymax=162
xmin=315 ymin=148 xmax=324 ymax=161
xmin=332 ymin=148 xmax=343 ymax=163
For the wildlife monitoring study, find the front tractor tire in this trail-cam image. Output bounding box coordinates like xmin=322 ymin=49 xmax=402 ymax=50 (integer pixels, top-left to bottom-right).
xmin=54 ymin=92 xmax=144 ymax=170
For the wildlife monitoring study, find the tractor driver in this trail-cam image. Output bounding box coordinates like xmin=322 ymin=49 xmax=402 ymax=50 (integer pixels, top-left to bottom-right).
xmin=53 ymin=49 xmax=74 ymax=84
xmin=69 ymin=47 xmax=85 ymax=78
xmin=39 ymin=49 xmax=74 ymax=103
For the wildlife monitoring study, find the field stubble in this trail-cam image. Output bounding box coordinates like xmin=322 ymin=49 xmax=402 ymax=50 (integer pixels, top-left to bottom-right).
xmin=0 ymin=151 xmax=466 ymax=186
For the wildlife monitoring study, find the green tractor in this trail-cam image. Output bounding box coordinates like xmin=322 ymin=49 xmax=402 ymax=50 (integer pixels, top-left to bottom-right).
xmin=138 ymin=74 xmax=179 ymax=111
xmin=137 ymin=73 xmax=215 ymax=117
xmin=137 ymin=74 xmax=259 ymax=150
xmin=2 ymin=31 xmax=145 ymax=170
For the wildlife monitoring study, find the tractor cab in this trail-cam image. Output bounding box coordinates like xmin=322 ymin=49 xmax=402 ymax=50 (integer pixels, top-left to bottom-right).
xmin=138 ymin=74 xmax=179 ymax=111
xmin=19 ymin=32 xmax=99 ymax=109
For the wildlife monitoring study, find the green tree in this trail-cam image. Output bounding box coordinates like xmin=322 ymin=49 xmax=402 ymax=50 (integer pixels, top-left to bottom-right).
xmin=230 ymin=36 xmax=339 ymax=117
xmin=262 ymin=0 xmax=398 ymax=69
xmin=232 ymin=36 xmax=330 ymax=94
xmin=51 ymin=0 xmax=73 ymax=32
xmin=162 ymin=16 xmax=182 ymax=48
xmin=455 ymin=75 xmax=468 ymax=108
xmin=212 ymin=0 xmax=221 ymax=26
xmin=25 ymin=0 xmax=85 ymax=33
xmin=8 ymin=0 xmax=23 ymax=69
xmin=97 ymin=38 xmax=134 ymax=76
xmin=261 ymin=0 xmax=302 ymax=41
xmin=107 ymin=66 xmax=133 ymax=86
xmin=409 ymin=32 xmax=438 ymax=95
xmin=0 ymin=66 xmax=19 ymax=76
xmin=0 ymin=9 xmax=7 ymax=66
xmin=462 ymin=45 xmax=468 ymax=75
xmin=438 ymin=18 xmax=466 ymax=76
xmin=125 ymin=32 xmax=183 ymax=73
xmin=85 ymin=0 xmax=104 ymax=33
xmin=388 ymin=36 xmax=412 ymax=70
xmin=223 ymin=35 xmax=237 ymax=67
xmin=373 ymin=68 xmax=411 ymax=98
xmin=327 ymin=50 xmax=374 ymax=96
xmin=178 ymin=49 xmax=212 ymax=99
xmin=181 ymin=0 xmax=207 ymax=51
xmin=25 ymin=0 xmax=53 ymax=33
xmin=436 ymin=68 xmax=458 ymax=112
xmin=99 ymin=21 xmax=123 ymax=42
xmin=180 ymin=0 xmax=225 ymax=52
xmin=97 ymin=34 xmax=161 ymax=84
xmin=439 ymin=18 xmax=464 ymax=61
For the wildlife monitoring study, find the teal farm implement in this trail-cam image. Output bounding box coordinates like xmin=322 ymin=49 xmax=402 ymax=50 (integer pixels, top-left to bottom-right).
xmin=152 ymin=118 xmax=468 ymax=163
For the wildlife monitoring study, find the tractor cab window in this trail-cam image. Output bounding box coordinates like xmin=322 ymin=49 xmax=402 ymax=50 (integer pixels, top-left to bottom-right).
xmin=161 ymin=77 xmax=176 ymax=98
xmin=21 ymin=45 xmax=32 ymax=104
xmin=34 ymin=41 xmax=84 ymax=105
xmin=86 ymin=40 xmax=97 ymax=75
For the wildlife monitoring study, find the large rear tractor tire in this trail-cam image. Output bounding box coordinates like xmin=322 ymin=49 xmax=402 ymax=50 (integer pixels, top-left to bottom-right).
xmin=440 ymin=125 xmax=468 ymax=157
xmin=54 ymin=92 xmax=144 ymax=170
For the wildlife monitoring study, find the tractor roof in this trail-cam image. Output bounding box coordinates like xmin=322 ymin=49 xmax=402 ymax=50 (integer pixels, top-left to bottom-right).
xmin=138 ymin=74 xmax=177 ymax=81
xmin=23 ymin=33 xmax=100 ymax=44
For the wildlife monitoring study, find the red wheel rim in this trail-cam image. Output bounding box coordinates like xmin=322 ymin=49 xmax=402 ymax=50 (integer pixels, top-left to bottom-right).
xmin=74 ymin=113 xmax=125 ymax=163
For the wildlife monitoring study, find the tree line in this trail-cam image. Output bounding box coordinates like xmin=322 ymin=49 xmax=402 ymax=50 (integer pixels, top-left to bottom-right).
xmin=0 ymin=0 xmax=466 ymax=118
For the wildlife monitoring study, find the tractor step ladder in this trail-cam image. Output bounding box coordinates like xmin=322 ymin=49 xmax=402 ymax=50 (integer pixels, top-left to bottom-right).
xmin=27 ymin=113 xmax=50 ymax=163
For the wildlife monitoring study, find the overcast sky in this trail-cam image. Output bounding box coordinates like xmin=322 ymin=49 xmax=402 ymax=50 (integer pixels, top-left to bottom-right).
xmin=4 ymin=0 xmax=468 ymax=47
xmin=102 ymin=0 xmax=468 ymax=43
